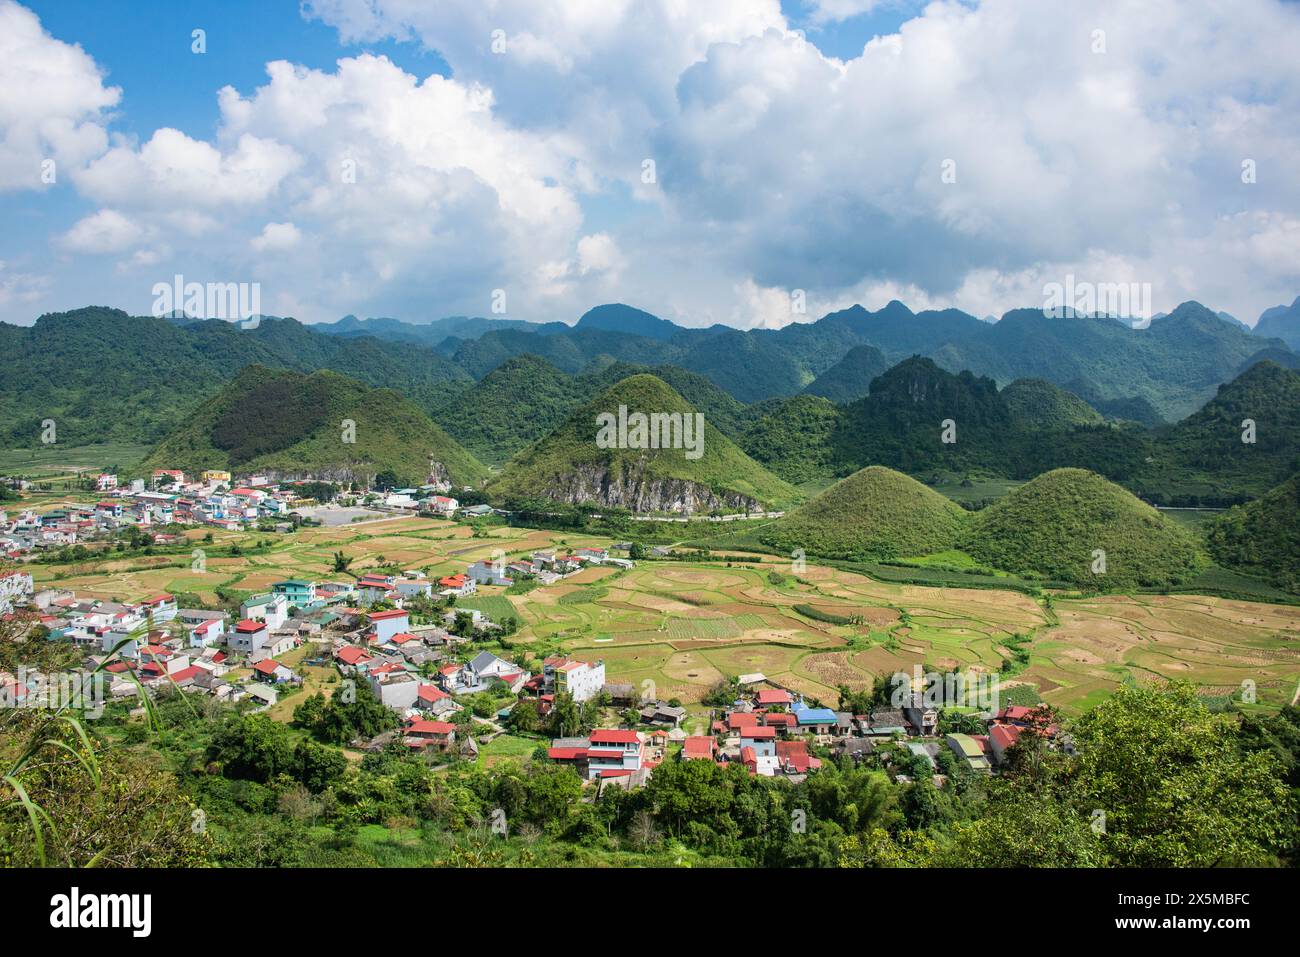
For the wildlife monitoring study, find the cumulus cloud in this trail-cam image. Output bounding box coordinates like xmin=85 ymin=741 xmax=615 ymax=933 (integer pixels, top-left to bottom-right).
xmin=59 ymin=208 xmax=144 ymax=254
xmin=75 ymin=128 xmax=301 ymax=212
xmin=0 ymin=0 xmax=120 ymax=191
xmin=5 ymin=0 xmax=1300 ymax=327
xmin=649 ymin=0 xmax=1300 ymax=323
xmin=0 ymin=259 xmax=49 ymax=307
xmin=251 ymin=222 xmax=302 ymax=252
xmin=577 ymin=233 xmax=624 ymax=276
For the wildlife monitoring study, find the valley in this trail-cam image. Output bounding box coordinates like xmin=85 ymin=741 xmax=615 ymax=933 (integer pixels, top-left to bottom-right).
xmin=20 ymin=510 xmax=1300 ymax=716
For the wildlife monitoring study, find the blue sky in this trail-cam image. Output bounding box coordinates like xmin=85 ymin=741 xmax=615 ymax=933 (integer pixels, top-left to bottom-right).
xmin=1 ymin=0 xmax=1298 ymax=329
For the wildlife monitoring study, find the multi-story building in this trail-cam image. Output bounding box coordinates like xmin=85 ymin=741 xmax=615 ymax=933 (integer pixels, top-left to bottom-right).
xmin=541 ymin=656 xmax=606 ymax=703
xmin=584 ymin=729 xmax=643 ymax=780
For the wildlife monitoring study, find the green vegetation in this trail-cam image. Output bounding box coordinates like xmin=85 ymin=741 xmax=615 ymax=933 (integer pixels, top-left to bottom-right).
xmin=140 ymin=365 xmax=487 ymax=487
xmin=0 ymin=307 xmax=470 ymax=447
xmin=432 ymin=354 xmax=579 ymax=465
xmin=6 ymin=678 xmax=1294 ymax=869
xmin=1206 ymin=473 xmax=1300 ymax=592
xmin=486 ymin=374 xmax=797 ymax=511
xmin=1136 ymin=361 xmax=1300 ymax=505
xmin=801 ymin=344 xmax=890 ymax=403
xmin=963 ymin=468 xmax=1203 ymax=588
xmin=760 ymin=466 xmax=968 ymax=561
xmin=739 ymin=394 xmax=841 ymax=485
xmin=1000 ymin=378 xmax=1103 ymax=429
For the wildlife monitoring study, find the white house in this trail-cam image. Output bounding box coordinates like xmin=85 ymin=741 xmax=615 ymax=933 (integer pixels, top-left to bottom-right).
xmin=368 ymin=609 xmax=411 ymax=645
xmin=240 ymin=593 xmax=288 ymax=630
xmin=544 ymin=657 xmax=606 ymax=703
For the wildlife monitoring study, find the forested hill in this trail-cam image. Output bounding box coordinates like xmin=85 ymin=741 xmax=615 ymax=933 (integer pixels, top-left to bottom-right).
xmin=0 ymin=308 xmax=471 ymax=447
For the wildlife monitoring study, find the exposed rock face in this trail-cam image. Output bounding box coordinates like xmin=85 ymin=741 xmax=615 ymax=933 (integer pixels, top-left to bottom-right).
xmin=239 ymin=457 xmax=451 ymax=486
xmin=544 ymin=460 xmax=760 ymax=514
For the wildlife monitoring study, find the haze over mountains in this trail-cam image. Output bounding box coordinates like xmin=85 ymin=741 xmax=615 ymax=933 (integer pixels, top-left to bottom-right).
xmin=315 ymin=298 xmax=1297 ymax=420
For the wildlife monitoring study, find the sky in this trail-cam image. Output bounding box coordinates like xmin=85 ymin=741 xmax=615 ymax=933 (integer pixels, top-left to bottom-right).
xmin=1 ymin=0 xmax=1298 ymax=329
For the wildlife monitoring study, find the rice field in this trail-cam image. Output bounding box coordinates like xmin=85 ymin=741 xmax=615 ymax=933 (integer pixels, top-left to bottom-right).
xmin=22 ymin=514 xmax=1300 ymax=713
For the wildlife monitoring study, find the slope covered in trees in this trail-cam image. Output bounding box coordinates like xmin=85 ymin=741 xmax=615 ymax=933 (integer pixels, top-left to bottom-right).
xmin=485 ymin=374 xmax=797 ymax=513
xmin=141 ymin=366 xmax=486 ymax=487
xmin=1205 ymin=473 xmax=1300 ymax=592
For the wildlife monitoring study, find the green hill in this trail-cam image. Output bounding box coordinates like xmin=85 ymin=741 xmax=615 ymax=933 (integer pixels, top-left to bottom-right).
xmin=485 ymin=374 xmax=797 ymax=513
xmin=0 ymin=307 xmax=470 ymax=447
xmin=430 ymin=355 xmax=755 ymax=466
xmin=1136 ymin=361 xmax=1300 ymax=505
xmin=759 ymin=466 xmax=968 ymax=560
xmin=740 ymin=395 xmax=842 ymax=485
xmin=432 ymin=354 xmax=579 ymax=465
xmin=1205 ymin=473 xmax=1300 ymax=592
xmin=829 ymin=356 xmax=1012 ymax=474
xmin=963 ymin=468 xmax=1202 ymax=587
xmin=140 ymin=366 xmax=486 ymax=487
xmin=801 ymin=344 xmax=891 ymax=403
xmin=1001 ymin=378 xmax=1104 ymax=429
xmin=577 ymin=360 xmax=752 ymax=439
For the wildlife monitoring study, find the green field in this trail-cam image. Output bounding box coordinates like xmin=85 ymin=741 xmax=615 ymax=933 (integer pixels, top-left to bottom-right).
xmin=15 ymin=513 xmax=1300 ymax=716
xmin=0 ymin=442 xmax=151 ymax=478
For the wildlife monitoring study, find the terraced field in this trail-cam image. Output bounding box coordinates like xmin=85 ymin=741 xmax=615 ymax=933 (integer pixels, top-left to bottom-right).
xmin=22 ymin=515 xmax=1300 ymax=713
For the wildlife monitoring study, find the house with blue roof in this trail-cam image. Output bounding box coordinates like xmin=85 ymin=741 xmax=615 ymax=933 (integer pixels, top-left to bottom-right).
xmin=791 ymin=700 xmax=838 ymax=734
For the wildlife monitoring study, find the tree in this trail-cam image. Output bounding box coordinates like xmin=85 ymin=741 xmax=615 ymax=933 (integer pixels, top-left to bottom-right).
xmin=294 ymin=739 xmax=348 ymax=793
xmin=209 ymin=714 xmax=296 ymax=782
xmin=332 ymin=550 xmax=353 ymax=573
xmin=1066 ymin=682 xmax=1294 ymax=867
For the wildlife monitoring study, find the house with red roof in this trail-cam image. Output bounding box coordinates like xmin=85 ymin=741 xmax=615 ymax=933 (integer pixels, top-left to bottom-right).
xmin=585 ymin=728 xmax=643 ymax=780
xmin=403 ymin=717 xmax=456 ymax=752
xmin=775 ymin=739 xmax=821 ymax=775
xmin=416 ymin=684 xmax=456 ymax=716
xmin=229 ymin=619 xmax=269 ymax=654
xmin=251 ymin=658 xmax=298 ymax=684
xmin=437 ymin=573 xmax=475 ymax=597
xmin=334 ymin=645 xmax=374 ymax=670
xmin=548 ymin=729 xmax=645 ymax=780
xmin=763 ymin=711 xmax=797 ymax=732
xmin=988 ymin=723 xmax=1023 ymax=766
xmin=756 ymin=688 xmax=794 ymax=707
xmin=367 ymin=608 xmax=410 ymax=644
xmin=681 ymin=736 xmax=717 ymax=761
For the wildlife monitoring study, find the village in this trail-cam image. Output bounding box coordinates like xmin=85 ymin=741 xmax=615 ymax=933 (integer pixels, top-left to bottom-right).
xmin=1 ymin=464 xmax=1059 ymax=795
xmin=0 ymin=467 xmax=496 ymax=559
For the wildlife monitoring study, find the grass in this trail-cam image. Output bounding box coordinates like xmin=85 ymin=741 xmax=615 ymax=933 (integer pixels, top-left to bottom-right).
xmin=0 ymin=442 xmax=151 ymax=477
xmin=16 ymin=512 xmax=1300 ymax=717
xmin=454 ymin=595 xmax=518 ymax=623
xmin=477 ymin=734 xmax=544 ymax=768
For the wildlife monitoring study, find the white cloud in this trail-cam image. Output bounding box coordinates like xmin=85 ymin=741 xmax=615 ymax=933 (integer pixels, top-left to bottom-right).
xmin=646 ymin=0 xmax=1300 ymax=324
xmin=805 ymin=0 xmax=891 ymax=26
xmin=0 ymin=0 xmax=120 ymax=191
xmin=59 ymin=209 xmax=144 ymax=254
xmin=75 ymin=128 xmax=301 ymax=211
xmin=251 ymin=222 xmax=302 ymax=252
xmin=0 ymin=259 xmax=49 ymax=307
xmin=577 ymin=233 xmax=624 ymax=276
xmin=6 ymin=0 xmax=1300 ymax=328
